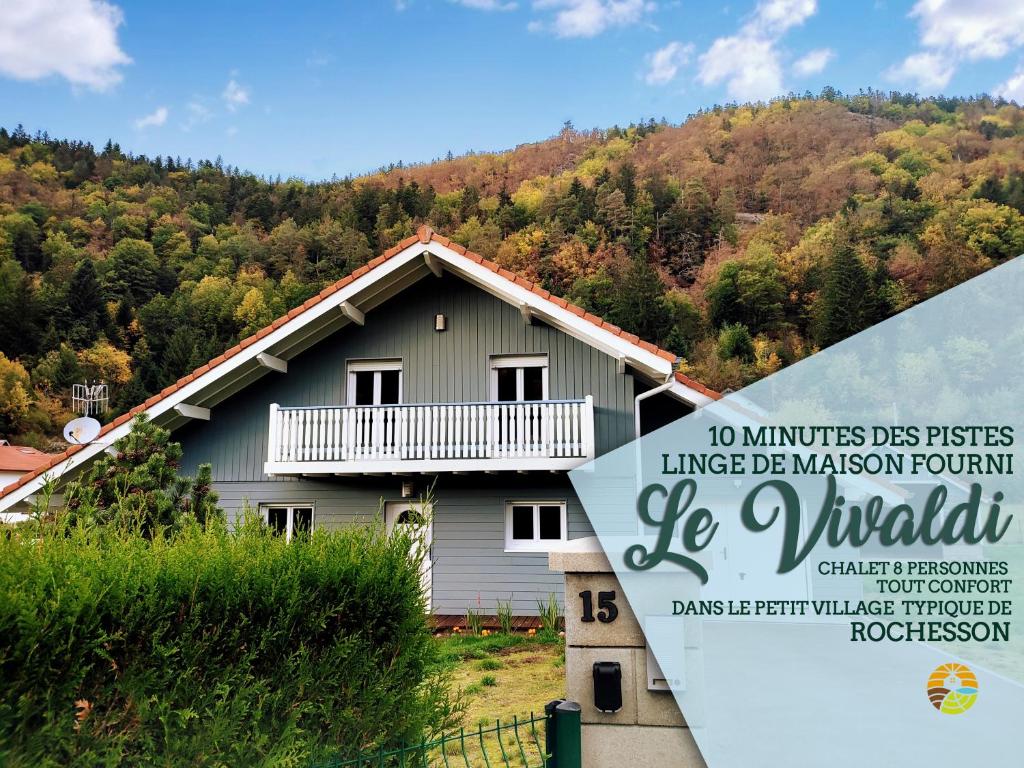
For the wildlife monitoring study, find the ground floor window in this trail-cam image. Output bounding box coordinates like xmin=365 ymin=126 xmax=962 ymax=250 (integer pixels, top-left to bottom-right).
xmin=260 ymin=504 xmax=314 ymax=542
xmin=504 ymin=501 xmax=567 ymax=551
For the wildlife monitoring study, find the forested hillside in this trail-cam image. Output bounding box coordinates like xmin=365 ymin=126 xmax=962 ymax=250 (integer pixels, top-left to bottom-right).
xmin=2 ymin=90 xmax=1023 ymax=448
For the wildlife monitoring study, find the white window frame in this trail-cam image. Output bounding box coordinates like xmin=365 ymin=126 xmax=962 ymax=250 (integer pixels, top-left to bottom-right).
xmin=504 ymin=500 xmax=568 ymax=552
xmin=489 ymin=354 xmax=549 ymax=402
xmin=260 ymin=503 xmax=315 ymax=542
xmin=346 ymin=358 xmax=403 ymax=406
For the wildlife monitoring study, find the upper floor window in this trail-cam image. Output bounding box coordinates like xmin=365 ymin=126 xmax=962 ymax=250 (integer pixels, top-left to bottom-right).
xmin=347 ymin=359 xmax=402 ymax=406
xmin=490 ymin=354 xmax=548 ymax=402
xmin=261 ymin=504 xmax=314 ymax=542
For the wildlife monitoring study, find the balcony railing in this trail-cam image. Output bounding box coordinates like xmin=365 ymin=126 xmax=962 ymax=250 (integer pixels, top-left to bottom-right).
xmin=265 ymin=396 xmax=595 ymax=475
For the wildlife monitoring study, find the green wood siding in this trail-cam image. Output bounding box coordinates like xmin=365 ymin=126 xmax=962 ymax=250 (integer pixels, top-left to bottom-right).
xmin=177 ymin=273 xmax=637 ymax=482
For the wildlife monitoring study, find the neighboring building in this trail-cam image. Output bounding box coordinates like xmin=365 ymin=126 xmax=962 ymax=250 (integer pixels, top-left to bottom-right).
xmin=0 ymin=227 xmax=718 ymax=615
xmin=0 ymin=443 xmax=57 ymax=524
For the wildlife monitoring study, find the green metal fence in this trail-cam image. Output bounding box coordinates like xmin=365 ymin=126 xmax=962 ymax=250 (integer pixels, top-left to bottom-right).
xmin=313 ymin=700 xmax=581 ymax=768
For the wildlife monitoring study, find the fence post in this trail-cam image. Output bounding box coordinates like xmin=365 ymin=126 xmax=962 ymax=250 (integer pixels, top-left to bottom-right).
xmin=549 ymin=700 xmax=582 ymax=768
xmin=545 ymin=699 xmax=562 ymax=766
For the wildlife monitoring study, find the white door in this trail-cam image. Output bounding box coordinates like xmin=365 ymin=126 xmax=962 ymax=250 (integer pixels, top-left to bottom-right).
xmin=385 ymin=501 xmax=433 ymax=610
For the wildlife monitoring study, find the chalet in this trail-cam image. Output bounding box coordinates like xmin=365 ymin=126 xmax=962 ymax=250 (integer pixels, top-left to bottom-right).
xmin=0 ymin=227 xmax=718 ymax=616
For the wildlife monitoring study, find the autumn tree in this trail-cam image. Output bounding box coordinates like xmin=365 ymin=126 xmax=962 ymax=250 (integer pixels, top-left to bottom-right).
xmin=78 ymin=339 xmax=132 ymax=387
xmin=0 ymin=352 xmax=32 ymax=435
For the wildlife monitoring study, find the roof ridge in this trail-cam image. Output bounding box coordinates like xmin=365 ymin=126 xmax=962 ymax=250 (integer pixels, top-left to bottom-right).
xmin=1 ymin=230 xmax=718 ymax=500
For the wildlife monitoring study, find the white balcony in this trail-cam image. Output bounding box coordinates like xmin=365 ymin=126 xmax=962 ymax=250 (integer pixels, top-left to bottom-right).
xmin=264 ymin=396 xmax=595 ymax=475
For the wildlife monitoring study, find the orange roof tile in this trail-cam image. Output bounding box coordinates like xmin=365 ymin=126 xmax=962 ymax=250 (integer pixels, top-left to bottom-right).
xmin=0 ymin=224 xmax=718 ymax=500
xmin=0 ymin=445 xmax=57 ymax=473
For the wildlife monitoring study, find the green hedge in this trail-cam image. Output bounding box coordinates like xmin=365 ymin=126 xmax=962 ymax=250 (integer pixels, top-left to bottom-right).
xmin=0 ymin=518 xmax=455 ymax=767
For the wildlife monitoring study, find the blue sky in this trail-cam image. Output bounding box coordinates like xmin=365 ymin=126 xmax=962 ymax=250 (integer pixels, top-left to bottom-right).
xmin=2 ymin=1 xmax=1023 ymax=179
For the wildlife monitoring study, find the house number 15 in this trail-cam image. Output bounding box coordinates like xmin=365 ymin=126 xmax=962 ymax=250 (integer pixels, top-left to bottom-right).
xmin=579 ymin=590 xmax=618 ymax=623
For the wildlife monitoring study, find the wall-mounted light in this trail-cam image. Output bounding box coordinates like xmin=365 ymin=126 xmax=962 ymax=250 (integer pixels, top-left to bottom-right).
xmin=434 ymin=313 xmax=447 ymax=332
xmin=401 ymin=481 xmax=414 ymax=498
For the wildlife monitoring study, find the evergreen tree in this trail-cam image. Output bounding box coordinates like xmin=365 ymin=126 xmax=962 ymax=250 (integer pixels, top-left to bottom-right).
xmin=162 ymin=326 xmax=199 ymax=386
xmin=717 ymin=323 xmax=755 ymax=362
xmin=33 ymin=343 xmax=82 ymax=393
xmin=612 ymin=258 xmax=672 ymax=345
xmin=0 ymin=259 xmax=39 ymax=358
xmin=813 ymin=243 xmax=877 ymax=348
xmin=68 ymin=259 xmax=104 ymax=342
xmin=63 ymin=415 xmax=220 ymax=536
xmin=3 ymin=213 xmax=45 ymax=272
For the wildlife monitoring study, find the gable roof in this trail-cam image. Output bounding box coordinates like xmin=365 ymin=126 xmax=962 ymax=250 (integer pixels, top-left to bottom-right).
xmin=0 ymin=226 xmax=718 ymax=508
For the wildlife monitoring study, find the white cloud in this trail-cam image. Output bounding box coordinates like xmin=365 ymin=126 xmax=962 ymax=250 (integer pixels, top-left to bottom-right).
xmin=700 ymin=36 xmax=784 ymax=101
xmin=644 ymin=41 xmax=694 ymax=85
xmin=134 ymin=106 xmax=168 ymax=129
xmin=697 ymin=0 xmax=817 ymax=101
xmin=886 ymin=50 xmax=954 ymax=91
xmin=890 ymin=1 xmax=1024 ymax=92
xmin=995 ymin=63 xmax=1024 ymax=103
xmin=751 ymin=0 xmax=817 ymax=35
xmin=181 ymin=100 xmax=213 ymax=132
xmin=222 ymin=78 xmax=250 ymax=111
xmin=911 ymin=0 xmax=1024 ymax=61
xmin=793 ymin=47 xmax=834 ymax=76
xmin=451 ymin=0 xmax=517 ymax=9
xmin=0 ymin=0 xmax=131 ymax=90
xmin=531 ymin=0 xmax=654 ymax=38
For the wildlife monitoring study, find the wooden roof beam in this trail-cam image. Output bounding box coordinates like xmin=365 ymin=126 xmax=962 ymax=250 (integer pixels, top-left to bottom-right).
xmin=424 ymin=251 xmax=443 ymax=278
xmin=340 ymin=301 xmax=365 ymax=326
xmin=173 ymin=403 xmax=211 ymax=421
xmin=256 ymin=352 xmax=287 ymax=373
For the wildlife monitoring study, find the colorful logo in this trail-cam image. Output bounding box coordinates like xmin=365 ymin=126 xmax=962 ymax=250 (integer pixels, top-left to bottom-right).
xmin=927 ymin=663 xmax=978 ymax=714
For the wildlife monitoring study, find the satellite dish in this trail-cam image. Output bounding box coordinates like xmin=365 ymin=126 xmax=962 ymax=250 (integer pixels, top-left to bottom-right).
xmin=63 ymin=416 xmax=101 ymax=445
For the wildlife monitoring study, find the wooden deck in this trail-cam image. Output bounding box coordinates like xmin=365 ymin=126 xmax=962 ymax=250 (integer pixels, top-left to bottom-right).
xmin=431 ymin=614 xmax=544 ymax=631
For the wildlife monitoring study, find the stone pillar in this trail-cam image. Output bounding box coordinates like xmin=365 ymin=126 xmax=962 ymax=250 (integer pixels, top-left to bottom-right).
xmin=550 ymin=537 xmax=706 ymax=768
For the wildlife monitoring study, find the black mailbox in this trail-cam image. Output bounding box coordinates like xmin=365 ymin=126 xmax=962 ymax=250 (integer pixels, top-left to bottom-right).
xmin=592 ymin=661 xmax=622 ymax=713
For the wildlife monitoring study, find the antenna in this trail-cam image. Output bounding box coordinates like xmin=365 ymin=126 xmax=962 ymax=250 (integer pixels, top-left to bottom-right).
xmin=72 ymin=381 xmax=108 ymax=417
xmin=63 ymin=416 xmax=102 ymax=446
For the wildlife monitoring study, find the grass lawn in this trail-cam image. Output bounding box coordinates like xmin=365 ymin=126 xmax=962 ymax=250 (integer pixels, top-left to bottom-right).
xmin=432 ymin=631 xmax=565 ymax=765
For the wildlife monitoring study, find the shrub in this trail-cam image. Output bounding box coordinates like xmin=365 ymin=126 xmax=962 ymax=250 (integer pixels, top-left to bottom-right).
xmin=480 ymin=675 xmax=498 ymax=688
xmin=536 ymin=593 xmax=562 ymax=635
xmin=0 ymin=517 xmax=458 ymax=766
xmin=716 ymin=322 xmax=756 ymax=362
xmin=477 ymin=658 xmax=502 ymax=671
xmin=465 ymin=606 xmax=484 ymax=635
xmin=496 ymin=599 xmax=514 ymax=635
